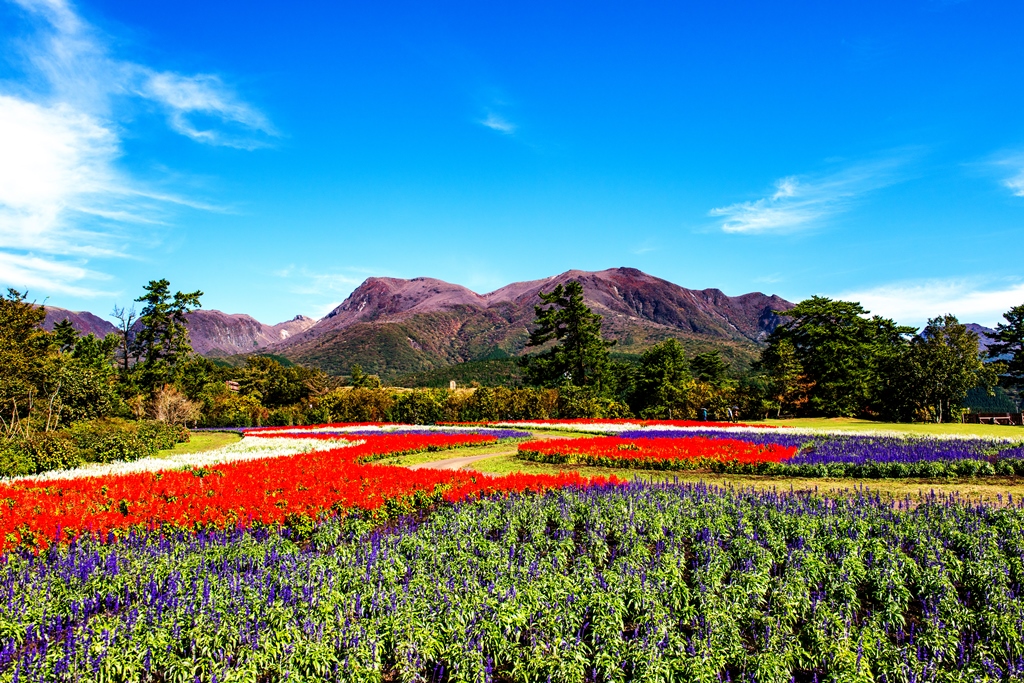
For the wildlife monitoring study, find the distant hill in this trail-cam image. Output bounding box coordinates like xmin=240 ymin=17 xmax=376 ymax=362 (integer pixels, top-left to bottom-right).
xmin=40 ymin=305 xmax=315 ymax=357
xmin=41 ymin=307 xmax=118 ymax=338
xmin=272 ymin=267 xmax=795 ymax=378
xmin=37 ymin=270 xmax=1008 ymax=382
xmin=184 ymin=311 xmax=316 ymax=356
xmin=965 ymin=323 xmax=997 ymax=354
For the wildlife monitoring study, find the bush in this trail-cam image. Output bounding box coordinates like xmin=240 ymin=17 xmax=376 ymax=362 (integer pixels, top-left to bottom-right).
xmin=0 ymin=432 xmax=81 ymax=478
xmin=67 ymin=418 xmax=189 ymax=464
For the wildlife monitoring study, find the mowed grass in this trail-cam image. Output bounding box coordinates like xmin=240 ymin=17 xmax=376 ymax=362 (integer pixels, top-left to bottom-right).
xmin=466 ymin=452 xmax=1024 ymax=503
xmin=155 ymin=431 xmax=240 ymax=459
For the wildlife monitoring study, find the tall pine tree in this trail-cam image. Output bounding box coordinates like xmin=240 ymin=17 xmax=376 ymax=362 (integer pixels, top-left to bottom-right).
xmin=524 ymin=281 xmax=614 ymax=389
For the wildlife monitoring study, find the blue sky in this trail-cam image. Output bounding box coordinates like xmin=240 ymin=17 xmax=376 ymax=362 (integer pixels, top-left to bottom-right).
xmin=1 ymin=0 xmax=1023 ymax=327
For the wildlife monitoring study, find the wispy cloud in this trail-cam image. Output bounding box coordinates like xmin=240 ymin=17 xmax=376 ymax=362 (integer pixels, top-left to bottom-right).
xmin=835 ymin=278 xmax=1024 ymax=328
xmin=630 ymin=239 xmax=657 ymax=255
xmin=709 ymin=157 xmax=906 ymax=234
xmin=275 ymin=266 xmax=365 ymax=296
xmin=991 ymin=155 xmax=1024 ymax=197
xmin=480 ymin=111 xmax=516 ymax=134
xmin=274 ymin=266 xmax=371 ymax=319
xmin=0 ymin=0 xmax=274 ymax=296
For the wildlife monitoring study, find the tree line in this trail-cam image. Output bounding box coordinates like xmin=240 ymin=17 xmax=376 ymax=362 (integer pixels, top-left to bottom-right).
xmin=513 ymin=282 xmax=1022 ymax=423
xmin=2 ymin=278 xmax=1023 ymax=444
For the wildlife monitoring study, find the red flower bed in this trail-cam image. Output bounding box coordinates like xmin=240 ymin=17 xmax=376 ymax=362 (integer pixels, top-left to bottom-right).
xmin=445 ymin=418 xmax=777 ymax=429
xmin=518 ymin=435 xmax=796 ymax=470
xmin=0 ymin=433 xmax=613 ymax=552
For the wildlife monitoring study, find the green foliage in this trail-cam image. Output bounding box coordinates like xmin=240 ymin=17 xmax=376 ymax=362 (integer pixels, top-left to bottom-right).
xmin=910 ymin=316 xmax=996 ymax=422
xmin=237 ymin=355 xmax=328 ymax=406
xmin=0 ymin=289 xmax=53 ymax=435
xmin=0 ymin=432 xmax=80 ymax=477
xmin=762 ymin=296 xmax=916 ymax=418
xmin=66 ymin=418 xmax=188 ymax=464
xmin=989 ymin=302 xmax=1024 ymax=388
xmin=393 ymin=358 xmax=525 ymax=388
xmin=625 ymin=339 xmax=691 ymax=417
xmin=963 ymin=384 xmax=1019 ymax=412
xmin=754 ymin=337 xmax=809 ymax=417
xmin=10 ymin=487 xmax=1024 ymax=680
xmin=203 ymin=392 xmax=270 ymax=428
xmin=690 ymin=349 xmax=730 ymax=387
xmin=524 ymin=280 xmax=615 ymax=390
xmin=348 ymin=363 xmax=382 ymax=389
xmin=0 ymin=419 xmax=186 ymax=477
xmin=301 ymin=386 xmax=618 ymax=425
xmin=130 ymin=279 xmax=203 ymax=390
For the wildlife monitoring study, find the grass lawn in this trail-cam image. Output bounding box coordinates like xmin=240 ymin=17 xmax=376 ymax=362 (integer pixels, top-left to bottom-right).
xmin=155 ymin=431 xmax=240 ymax=459
xmin=466 ymin=452 xmax=1024 ymax=503
xmin=760 ymin=416 xmax=1024 ymax=438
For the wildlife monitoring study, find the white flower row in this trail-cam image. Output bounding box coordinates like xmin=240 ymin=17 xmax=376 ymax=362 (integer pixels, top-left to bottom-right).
xmin=254 ymin=425 xmax=489 ymax=434
xmin=11 ymin=436 xmax=357 ymax=483
xmin=488 ymin=421 xmax=645 ymax=434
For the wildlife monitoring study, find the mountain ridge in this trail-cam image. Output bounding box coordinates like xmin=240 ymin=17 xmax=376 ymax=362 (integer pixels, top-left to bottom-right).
xmin=270 ymin=267 xmax=796 ymax=377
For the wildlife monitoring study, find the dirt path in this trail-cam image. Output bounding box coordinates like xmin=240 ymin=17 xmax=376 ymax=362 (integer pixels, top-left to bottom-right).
xmin=406 ymin=430 xmax=572 ymax=473
xmin=408 ymin=450 xmax=515 ymax=472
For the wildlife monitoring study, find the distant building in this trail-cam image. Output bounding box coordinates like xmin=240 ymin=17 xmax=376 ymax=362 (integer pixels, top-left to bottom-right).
xmin=449 ymin=380 xmax=457 ymax=390
xmin=226 ymin=380 xmax=241 ymax=393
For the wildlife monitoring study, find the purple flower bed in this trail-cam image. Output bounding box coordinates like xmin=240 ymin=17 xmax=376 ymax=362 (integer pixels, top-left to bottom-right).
xmin=620 ymin=429 xmax=808 ymax=449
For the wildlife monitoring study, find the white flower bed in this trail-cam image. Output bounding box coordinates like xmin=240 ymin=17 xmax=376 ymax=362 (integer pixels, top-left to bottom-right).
xmin=488 ymin=421 xmax=645 ymax=434
xmin=254 ymin=425 xmax=492 ymax=435
xmin=15 ymin=436 xmax=358 ymax=483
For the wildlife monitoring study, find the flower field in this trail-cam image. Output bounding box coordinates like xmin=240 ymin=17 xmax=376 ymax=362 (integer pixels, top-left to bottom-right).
xmin=4 ymin=421 xmax=1024 ymax=681
xmin=0 ymin=430 xmax=602 ymax=553
xmin=517 ymin=424 xmax=1024 ymax=478
xmin=4 ymin=482 xmax=1024 ymax=681
xmin=518 ymin=435 xmax=797 ymax=470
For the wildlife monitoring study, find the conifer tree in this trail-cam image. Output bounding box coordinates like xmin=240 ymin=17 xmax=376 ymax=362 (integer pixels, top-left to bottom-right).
xmin=524 ymin=281 xmax=614 ymax=389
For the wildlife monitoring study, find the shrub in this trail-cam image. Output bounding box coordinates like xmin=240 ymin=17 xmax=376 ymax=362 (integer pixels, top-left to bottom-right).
xmin=0 ymin=432 xmax=81 ymax=478
xmin=67 ymin=418 xmax=189 ymax=464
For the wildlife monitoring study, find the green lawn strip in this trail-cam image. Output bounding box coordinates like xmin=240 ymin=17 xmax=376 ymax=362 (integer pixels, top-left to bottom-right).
xmin=761 ymin=416 xmax=1024 ymax=438
xmin=465 ymin=452 xmax=1024 ymax=503
xmin=154 ymin=431 xmax=241 ymax=459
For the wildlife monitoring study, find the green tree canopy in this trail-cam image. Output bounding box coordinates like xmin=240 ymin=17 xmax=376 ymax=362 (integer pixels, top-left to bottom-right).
xmin=763 ymin=296 xmax=915 ymax=417
xmin=0 ymin=290 xmax=52 ymax=434
xmin=911 ymin=315 xmax=997 ymax=422
xmin=691 ymin=350 xmax=730 ymax=387
xmin=131 ymin=279 xmax=202 ymax=389
xmin=628 ymin=338 xmax=690 ymax=417
xmin=524 ymin=281 xmax=615 ymax=389
xmin=988 ymin=303 xmax=1024 ymax=389
xmin=754 ymin=336 xmax=809 ymax=417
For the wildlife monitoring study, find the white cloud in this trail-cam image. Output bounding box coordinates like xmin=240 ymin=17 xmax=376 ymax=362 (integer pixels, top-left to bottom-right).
xmin=140 ymin=72 xmax=276 ymax=149
xmin=709 ymin=157 xmax=905 ymax=234
xmin=993 ymin=155 xmax=1024 ymax=196
xmin=0 ymin=251 xmax=111 ymax=297
xmin=275 ymin=267 xmax=365 ymax=296
xmin=835 ymin=279 xmax=1024 ymax=328
xmin=480 ymin=112 xmax=516 ymax=134
xmin=0 ymin=0 xmax=274 ymax=296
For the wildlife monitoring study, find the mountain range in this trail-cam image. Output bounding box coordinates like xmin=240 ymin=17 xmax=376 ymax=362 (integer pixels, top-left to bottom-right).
xmin=42 ymin=267 xmax=802 ymax=378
